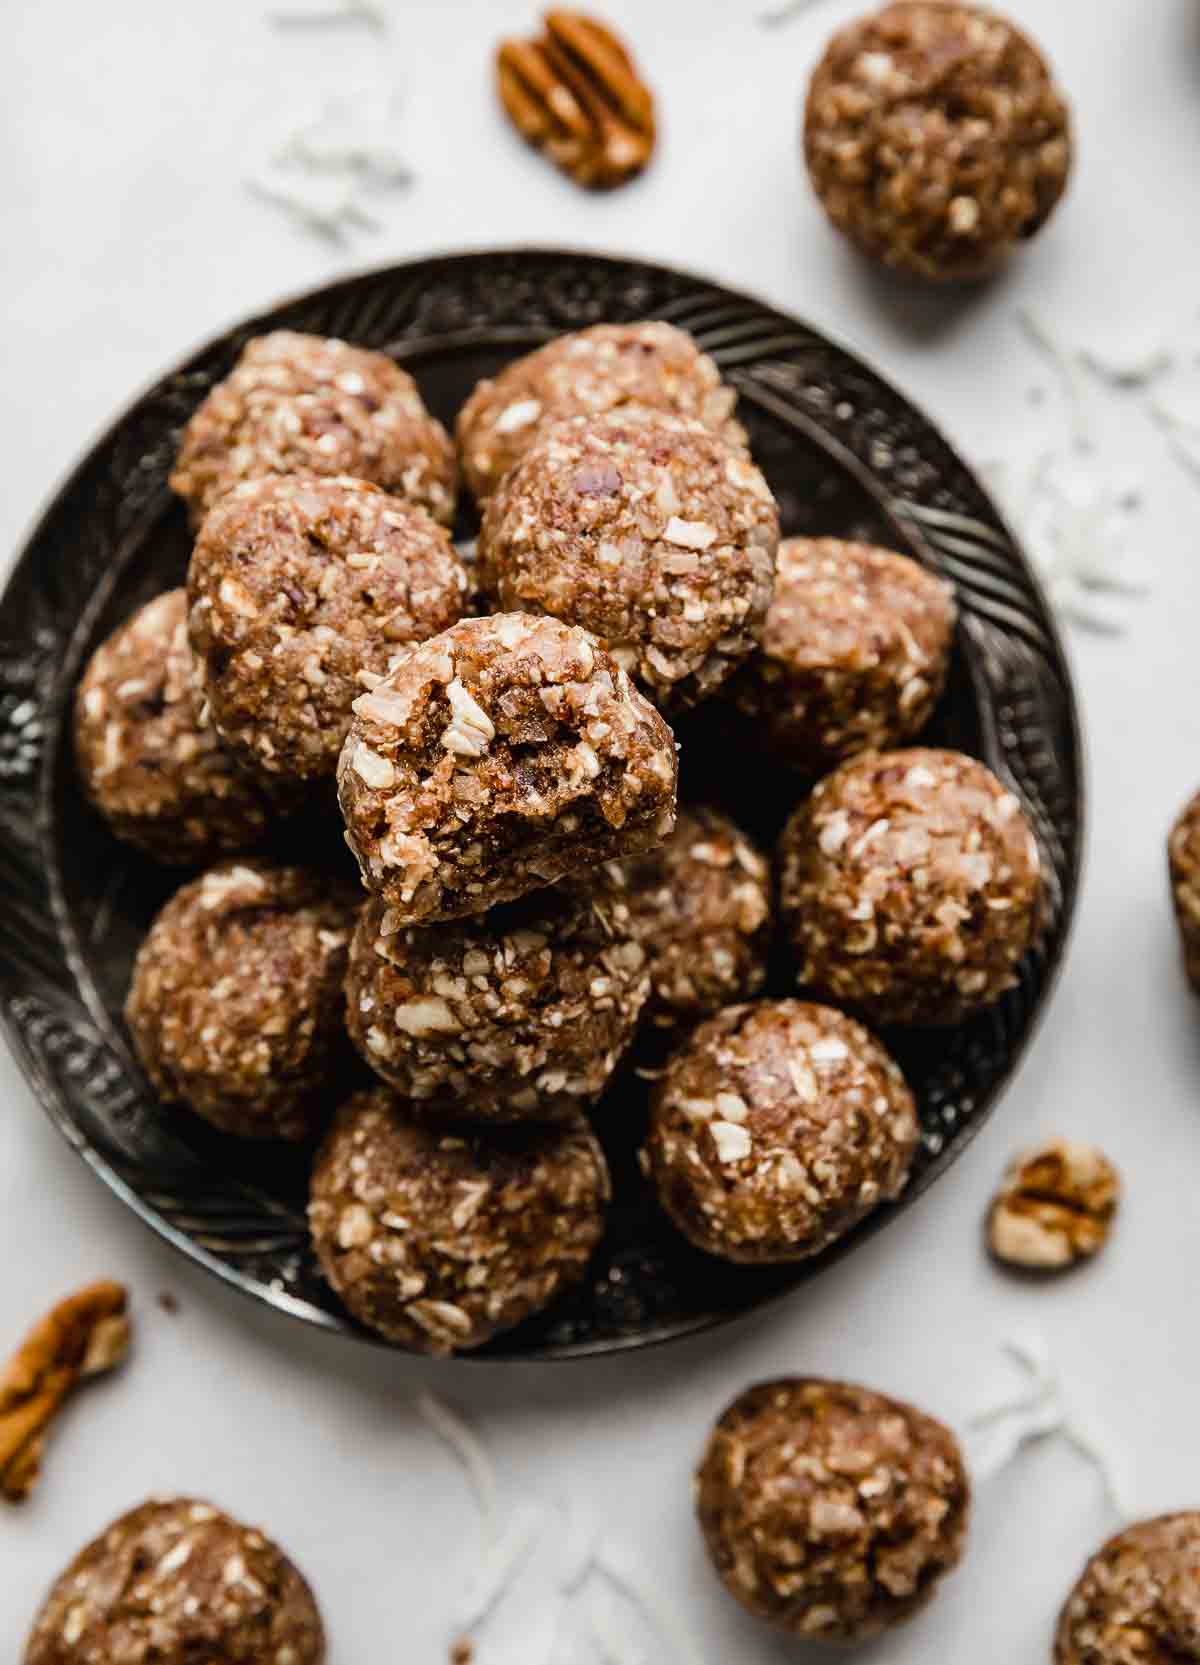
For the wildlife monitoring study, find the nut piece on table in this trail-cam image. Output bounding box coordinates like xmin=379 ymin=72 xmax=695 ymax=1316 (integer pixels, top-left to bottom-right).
xmin=0 ymin=1282 xmax=130 ymax=1503
xmin=987 ymin=1138 xmax=1120 ymax=1271
xmin=1169 ymin=788 xmax=1200 ymax=990
xmin=1055 ymin=1514 xmax=1200 ymax=1665
xmin=497 ymin=11 xmax=656 ymax=189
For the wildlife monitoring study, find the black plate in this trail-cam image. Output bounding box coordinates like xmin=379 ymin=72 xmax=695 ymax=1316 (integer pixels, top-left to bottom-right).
xmin=0 ymin=249 xmax=1082 ymax=1359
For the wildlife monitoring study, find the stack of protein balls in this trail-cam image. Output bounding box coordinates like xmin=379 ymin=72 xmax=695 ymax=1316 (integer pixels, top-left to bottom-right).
xmin=75 ymin=318 xmax=1045 ymax=1363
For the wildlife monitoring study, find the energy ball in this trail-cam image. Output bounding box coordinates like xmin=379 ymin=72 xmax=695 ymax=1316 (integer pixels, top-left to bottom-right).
xmin=696 ymin=1378 xmax=969 ymax=1642
xmin=125 ymin=860 xmax=358 ymax=1140
xmin=477 ymin=408 xmax=778 ymax=712
xmin=170 ymin=330 xmax=456 ymax=527
xmin=456 ymin=320 xmax=743 ymax=504
xmin=804 ymin=2 xmax=1072 ymax=281
xmin=643 ymin=1000 xmax=917 ymax=1262
xmin=74 ymin=589 xmax=273 ymax=865
xmin=722 ymin=537 xmax=956 ymax=774
xmin=188 ymin=474 xmax=468 ymax=783
xmin=345 ymin=875 xmax=649 ymax=1122
xmin=338 ymin=613 xmax=678 ymax=924
xmin=1168 ymin=790 xmax=1200 ymax=991
xmin=779 ymin=747 xmax=1044 ymax=1026
xmin=24 ymin=1497 xmax=324 ymax=1665
xmin=606 ymin=806 xmax=772 ymax=1028
xmin=1055 ymin=1514 xmax=1200 ymax=1665
xmin=309 ymin=1087 xmax=609 ymax=1352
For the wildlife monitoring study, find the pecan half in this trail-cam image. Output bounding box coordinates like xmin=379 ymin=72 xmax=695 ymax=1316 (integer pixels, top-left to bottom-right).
xmin=987 ymin=1139 xmax=1120 ymax=1271
xmin=0 ymin=1281 xmax=131 ymax=1501
xmin=497 ymin=11 xmax=656 ymax=189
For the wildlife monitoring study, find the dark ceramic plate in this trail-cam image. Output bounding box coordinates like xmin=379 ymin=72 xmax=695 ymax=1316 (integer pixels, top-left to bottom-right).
xmin=0 ymin=249 xmax=1082 ymax=1359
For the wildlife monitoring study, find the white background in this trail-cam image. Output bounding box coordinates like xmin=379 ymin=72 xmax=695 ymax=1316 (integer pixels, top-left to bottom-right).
xmin=5 ymin=1 xmax=1200 ymax=1658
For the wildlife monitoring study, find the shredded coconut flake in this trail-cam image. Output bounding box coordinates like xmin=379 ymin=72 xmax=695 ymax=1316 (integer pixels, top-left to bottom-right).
xmin=663 ymin=516 xmax=717 ymax=551
xmin=710 ymin=1120 xmax=752 ymax=1163
xmin=494 ymin=398 xmax=543 ymax=435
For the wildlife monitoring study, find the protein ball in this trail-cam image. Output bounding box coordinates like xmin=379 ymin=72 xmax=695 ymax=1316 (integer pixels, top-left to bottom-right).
xmin=1168 ymin=790 xmax=1200 ymax=991
xmin=24 ymin=1497 xmax=324 ymax=1665
xmin=309 ymin=1087 xmax=609 ymax=1352
xmin=188 ymin=474 xmax=468 ymax=783
xmin=722 ymin=537 xmax=956 ymax=774
xmin=779 ymin=747 xmax=1044 ymax=1026
xmin=338 ymin=613 xmax=678 ymax=924
xmin=644 ymin=1000 xmax=916 ymax=1262
xmin=804 ymin=2 xmax=1072 ymax=281
xmin=1055 ymin=1514 xmax=1200 ymax=1665
xmin=456 ymin=320 xmax=743 ymax=504
xmin=170 ymin=330 xmax=456 ymax=526
xmin=125 ymin=860 xmax=358 ymax=1140
xmin=606 ymin=806 xmax=772 ymax=1028
xmin=697 ymin=1378 xmax=969 ymax=1642
xmin=477 ymin=408 xmax=778 ymax=712
xmin=74 ymin=589 xmax=273 ymax=865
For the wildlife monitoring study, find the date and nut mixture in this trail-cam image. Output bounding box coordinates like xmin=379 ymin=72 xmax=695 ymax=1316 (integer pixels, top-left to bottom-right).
xmin=721 ymin=537 xmax=956 ymax=775
xmin=987 ymin=1137 xmax=1120 ymax=1271
xmin=804 ymin=1 xmax=1072 ymax=281
xmin=309 ymin=1087 xmax=609 ymax=1353
xmin=478 ymin=408 xmax=778 ymax=712
xmin=696 ymin=1377 xmax=969 ymax=1642
xmin=1168 ymin=789 xmax=1200 ymax=991
xmin=74 ymin=589 xmax=275 ymax=866
xmin=24 ymin=1498 xmax=325 ymax=1665
xmin=337 ymin=612 xmax=678 ymax=925
xmin=779 ymin=747 xmax=1044 ymax=1026
xmin=125 ymin=860 xmax=358 ymax=1141
xmin=456 ymin=321 xmax=741 ymax=504
xmin=188 ymin=474 xmax=468 ymax=784
xmin=643 ymin=1000 xmax=917 ymax=1262
xmin=170 ymin=330 xmax=456 ymax=528
xmin=1055 ymin=1514 xmax=1200 ymax=1665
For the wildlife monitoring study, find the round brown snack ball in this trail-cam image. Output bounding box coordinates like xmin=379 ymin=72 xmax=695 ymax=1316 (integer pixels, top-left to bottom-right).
xmin=644 ymin=1000 xmax=916 ymax=1262
xmin=1056 ymin=1515 xmax=1200 ymax=1665
xmin=804 ymin=3 xmax=1072 ymax=281
xmin=170 ymin=330 xmax=456 ymax=527
xmin=478 ymin=408 xmax=778 ymax=712
xmin=337 ymin=613 xmax=678 ymax=925
xmin=723 ymin=537 xmax=956 ymax=774
xmin=188 ymin=474 xmax=468 ymax=783
xmin=125 ymin=860 xmax=358 ymax=1140
xmin=456 ymin=320 xmax=743 ymax=504
xmin=24 ymin=1497 xmax=324 ymax=1665
xmin=309 ymin=1087 xmax=609 ymax=1352
xmin=345 ymin=874 xmax=649 ymax=1122
xmin=697 ymin=1378 xmax=969 ymax=1642
xmin=1169 ymin=790 xmax=1200 ymax=992
xmin=606 ymin=806 xmax=772 ymax=1028
xmin=74 ymin=589 xmax=273 ymax=865
xmin=779 ymin=747 xmax=1044 ymax=1026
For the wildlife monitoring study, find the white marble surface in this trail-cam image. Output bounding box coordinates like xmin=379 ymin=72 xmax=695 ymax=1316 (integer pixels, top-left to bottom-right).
xmin=5 ymin=0 xmax=1200 ymax=1657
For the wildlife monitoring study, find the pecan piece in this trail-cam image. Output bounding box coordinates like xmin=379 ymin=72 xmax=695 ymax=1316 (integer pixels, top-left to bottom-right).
xmin=987 ymin=1139 xmax=1120 ymax=1271
xmin=0 ymin=1281 xmax=131 ymax=1501
xmin=497 ymin=10 xmax=656 ymax=189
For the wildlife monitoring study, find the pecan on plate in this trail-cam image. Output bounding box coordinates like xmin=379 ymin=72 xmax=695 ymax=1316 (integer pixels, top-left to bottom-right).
xmin=0 ymin=1281 xmax=131 ymax=1501
xmin=497 ymin=11 xmax=656 ymax=189
xmin=987 ymin=1139 xmax=1120 ymax=1271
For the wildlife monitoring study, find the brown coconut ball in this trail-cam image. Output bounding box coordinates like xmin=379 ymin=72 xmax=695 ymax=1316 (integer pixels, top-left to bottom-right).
xmin=337 ymin=613 xmax=678 ymax=925
xmin=722 ymin=537 xmax=956 ymax=775
xmin=605 ymin=806 xmax=772 ymax=1028
xmin=125 ymin=860 xmax=358 ymax=1141
xmin=1169 ymin=790 xmax=1200 ymax=993
xmin=309 ymin=1087 xmax=609 ymax=1352
xmin=1055 ymin=1514 xmax=1200 ymax=1665
xmin=187 ymin=474 xmax=468 ymax=784
xmin=170 ymin=330 xmax=456 ymax=526
xmin=643 ymin=1000 xmax=917 ymax=1262
xmin=456 ymin=320 xmax=744 ymax=503
xmin=804 ymin=2 xmax=1073 ymax=281
xmin=74 ymin=589 xmax=274 ymax=865
xmin=779 ymin=747 xmax=1044 ymax=1026
xmin=345 ymin=874 xmax=650 ymax=1123
xmin=696 ymin=1378 xmax=969 ymax=1642
xmin=477 ymin=408 xmax=778 ymax=713
xmin=23 ymin=1497 xmax=324 ymax=1665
